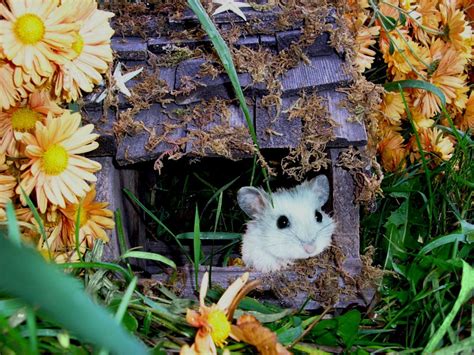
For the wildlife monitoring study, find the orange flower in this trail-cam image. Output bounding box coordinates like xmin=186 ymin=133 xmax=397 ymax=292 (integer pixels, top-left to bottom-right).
xmin=60 ymin=185 xmax=114 ymax=247
xmin=378 ymin=130 xmax=407 ymax=172
xmin=410 ymin=127 xmax=455 ymax=164
xmin=53 ymin=0 xmax=114 ymax=102
xmin=412 ymin=0 xmax=441 ymax=45
xmin=17 ymin=111 xmax=101 ymax=213
xmin=0 ymin=0 xmax=78 ymax=84
xmin=456 ymin=91 xmax=474 ymax=131
xmin=0 ymin=56 xmax=18 ymax=110
xmin=0 ymin=152 xmax=16 ymax=220
xmin=181 ymin=272 xmax=250 ymax=354
xmin=0 ymin=90 xmax=63 ymax=157
xmin=414 ymin=45 xmax=467 ymax=117
xmin=440 ymin=0 xmax=472 ymax=57
xmin=381 ymin=91 xmax=406 ymax=125
xmin=355 ymin=24 xmax=380 ymax=73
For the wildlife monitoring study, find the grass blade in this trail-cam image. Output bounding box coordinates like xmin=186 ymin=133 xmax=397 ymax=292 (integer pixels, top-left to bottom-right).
xmin=57 ymin=262 xmax=134 ymax=283
xmin=115 ymin=208 xmax=128 ymax=255
xmin=384 ymin=79 xmax=446 ymax=107
xmin=6 ymin=202 xmax=21 ymax=246
xmin=177 ymin=232 xmax=241 ymax=240
xmin=115 ymin=277 xmax=137 ymax=323
xmin=121 ymin=251 xmax=176 ymax=269
xmin=0 ymin=235 xmax=147 ymax=355
xmin=423 ymin=260 xmax=474 ymax=353
xmin=26 ymin=307 xmax=38 ymax=355
xmin=193 ymin=205 xmax=202 ymax=288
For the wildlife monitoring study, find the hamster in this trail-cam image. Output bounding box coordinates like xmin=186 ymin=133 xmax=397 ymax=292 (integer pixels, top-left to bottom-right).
xmin=237 ymin=175 xmax=335 ymax=273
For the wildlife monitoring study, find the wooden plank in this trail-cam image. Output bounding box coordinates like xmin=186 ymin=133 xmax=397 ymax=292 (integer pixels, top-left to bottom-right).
xmin=281 ymin=55 xmax=351 ymax=96
xmin=150 ymin=264 xmax=373 ymax=310
xmin=321 ymin=90 xmax=367 ymax=147
xmin=115 ymin=103 xmax=186 ymax=166
xmin=330 ymin=148 xmax=360 ymax=259
xmin=256 ymin=97 xmax=301 ymax=149
xmin=112 ymin=37 xmax=148 ymax=61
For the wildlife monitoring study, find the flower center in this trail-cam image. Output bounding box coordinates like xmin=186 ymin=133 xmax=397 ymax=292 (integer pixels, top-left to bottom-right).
xmin=71 ymin=33 xmax=85 ymax=57
xmin=207 ymin=308 xmax=231 ymax=348
xmin=41 ymin=144 xmax=69 ymax=176
xmin=14 ymin=14 xmax=45 ymax=45
xmin=11 ymin=108 xmax=41 ymax=132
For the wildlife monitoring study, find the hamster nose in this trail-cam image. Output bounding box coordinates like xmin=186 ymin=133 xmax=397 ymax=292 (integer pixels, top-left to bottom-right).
xmin=303 ymin=244 xmax=316 ymax=254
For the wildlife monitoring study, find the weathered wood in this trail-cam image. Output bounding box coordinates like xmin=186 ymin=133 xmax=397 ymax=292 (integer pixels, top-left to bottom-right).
xmin=260 ymin=34 xmax=277 ymax=51
xmin=151 ymin=264 xmax=374 ymax=310
xmin=281 ymin=55 xmax=351 ymax=95
xmin=112 ymin=37 xmax=148 ymax=61
xmin=330 ymin=148 xmax=360 ymax=259
xmin=115 ymin=103 xmax=186 ymax=166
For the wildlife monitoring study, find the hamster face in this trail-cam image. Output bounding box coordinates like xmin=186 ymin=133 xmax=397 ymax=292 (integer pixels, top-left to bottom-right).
xmin=255 ymin=188 xmax=334 ymax=260
xmin=238 ymin=175 xmax=335 ymax=272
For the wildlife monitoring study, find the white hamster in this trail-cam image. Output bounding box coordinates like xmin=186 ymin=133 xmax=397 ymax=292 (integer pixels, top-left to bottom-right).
xmin=237 ymin=175 xmax=335 ymax=273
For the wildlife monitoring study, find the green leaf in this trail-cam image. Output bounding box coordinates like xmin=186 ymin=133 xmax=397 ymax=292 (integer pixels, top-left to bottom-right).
xmin=389 ymin=40 xmax=395 ymax=55
xmin=419 ymin=233 xmax=466 ymax=255
xmin=461 ymin=220 xmax=474 ymax=242
xmin=336 ymin=310 xmax=361 ymax=348
xmin=384 ymin=80 xmax=447 ymax=107
xmin=0 ymin=236 xmax=147 ymax=355
xmin=277 ymin=326 xmax=303 ymax=345
xmin=121 ymin=251 xmax=176 ymax=269
xmin=399 ymin=13 xmax=406 ymax=26
xmin=423 ymin=260 xmax=474 ymax=353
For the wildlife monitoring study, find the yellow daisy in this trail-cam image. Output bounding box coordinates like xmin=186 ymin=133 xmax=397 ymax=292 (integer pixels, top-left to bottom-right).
xmin=378 ymin=130 xmax=407 ymax=172
xmin=440 ymin=0 xmax=472 ymax=57
xmin=60 ymin=185 xmax=114 ymax=247
xmin=0 ymin=0 xmax=78 ymax=82
xmin=17 ymin=111 xmax=101 ymax=213
xmin=0 ymin=90 xmax=64 ymax=157
xmin=53 ymin=0 xmax=114 ymax=102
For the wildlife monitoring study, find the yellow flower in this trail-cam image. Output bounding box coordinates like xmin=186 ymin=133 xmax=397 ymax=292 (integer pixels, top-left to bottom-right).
xmin=440 ymin=0 xmax=472 ymax=57
xmin=414 ymin=45 xmax=467 ymax=117
xmin=181 ymin=272 xmax=251 ymax=354
xmin=60 ymin=185 xmax=114 ymax=247
xmin=53 ymin=0 xmax=114 ymax=102
xmin=410 ymin=127 xmax=455 ymax=164
xmin=411 ymin=107 xmax=435 ymax=129
xmin=381 ymin=91 xmax=405 ymax=125
xmin=0 ymin=90 xmax=64 ymax=157
xmin=17 ymin=111 xmax=101 ymax=213
xmin=0 ymin=0 xmax=78 ymax=82
xmin=378 ymin=130 xmax=407 ymax=172
xmin=354 ymin=24 xmax=380 ymax=73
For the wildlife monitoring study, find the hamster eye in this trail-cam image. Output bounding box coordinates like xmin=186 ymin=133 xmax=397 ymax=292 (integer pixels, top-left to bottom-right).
xmin=277 ymin=215 xmax=290 ymax=229
xmin=314 ymin=210 xmax=323 ymax=223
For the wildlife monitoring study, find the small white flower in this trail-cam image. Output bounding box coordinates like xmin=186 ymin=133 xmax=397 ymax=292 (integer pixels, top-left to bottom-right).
xmin=212 ymin=0 xmax=251 ymax=21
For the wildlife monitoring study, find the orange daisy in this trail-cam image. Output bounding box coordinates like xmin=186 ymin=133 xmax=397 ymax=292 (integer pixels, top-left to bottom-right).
xmin=0 ymin=90 xmax=64 ymax=157
xmin=381 ymin=91 xmax=406 ymax=125
xmin=456 ymin=91 xmax=474 ymax=131
xmin=355 ymin=24 xmax=380 ymax=73
xmin=53 ymin=0 xmax=114 ymax=102
xmin=414 ymin=45 xmax=467 ymax=117
xmin=440 ymin=0 xmax=472 ymax=57
xmin=0 ymin=54 xmax=18 ymax=110
xmin=0 ymin=152 xmax=16 ymax=220
xmin=60 ymin=185 xmax=114 ymax=247
xmin=410 ymin=127 xmax=455 ymax=164
xmin=412 ymin=0 xmax=441 ymax=45
xmin=17 ymin=111 xmax=101 ymax=213
xmin=378 ymin=130 xmax=408 ymax=172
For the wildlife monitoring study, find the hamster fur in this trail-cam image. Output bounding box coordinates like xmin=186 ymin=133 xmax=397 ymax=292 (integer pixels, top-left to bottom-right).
xmin=237 ymin=175 xmax=335 ymax=273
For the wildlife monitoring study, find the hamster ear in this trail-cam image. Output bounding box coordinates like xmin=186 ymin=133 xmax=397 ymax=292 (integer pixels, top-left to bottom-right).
xmin=308 ymin=175 xmax=330 ymax=205
xmin=237 ymin=187 xmax=270 ymax=218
